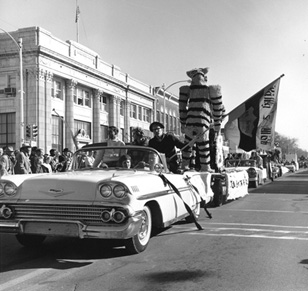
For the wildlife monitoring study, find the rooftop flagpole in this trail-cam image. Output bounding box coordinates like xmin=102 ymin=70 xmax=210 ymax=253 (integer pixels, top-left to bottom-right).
xmin=75 ymin=0 xmax=80 ymax=43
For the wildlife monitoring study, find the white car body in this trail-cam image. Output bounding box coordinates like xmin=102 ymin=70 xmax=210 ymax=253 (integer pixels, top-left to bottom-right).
xmin=225 ymin=159 xmax=266 ymax=188
xmin=0 ymin=145 xmax=216 ymax=254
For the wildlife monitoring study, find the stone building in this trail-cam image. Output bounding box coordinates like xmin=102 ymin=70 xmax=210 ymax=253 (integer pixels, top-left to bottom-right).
xmin=0 ymin=26 xmax=182 ymax=152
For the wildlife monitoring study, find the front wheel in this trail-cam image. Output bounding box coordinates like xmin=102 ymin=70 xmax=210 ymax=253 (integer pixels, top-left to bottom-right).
xmin=16 ymin=234 xmax=46 ymax=247
xmin=125 ymin=205 xmax=152 ymax=254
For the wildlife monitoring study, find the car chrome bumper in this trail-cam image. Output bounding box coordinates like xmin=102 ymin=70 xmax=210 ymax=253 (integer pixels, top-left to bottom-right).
xmin=0 ymin=212 xmax=144 ymax=240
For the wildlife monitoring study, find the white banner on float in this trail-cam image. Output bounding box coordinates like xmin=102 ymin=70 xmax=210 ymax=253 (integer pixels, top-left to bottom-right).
xmin=225 ymin=171 xmax=249 ymax=201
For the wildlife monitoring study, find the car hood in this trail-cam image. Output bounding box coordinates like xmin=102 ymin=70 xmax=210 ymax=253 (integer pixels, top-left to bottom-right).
xmin=3 ymin=170 xmax=141 ymax=204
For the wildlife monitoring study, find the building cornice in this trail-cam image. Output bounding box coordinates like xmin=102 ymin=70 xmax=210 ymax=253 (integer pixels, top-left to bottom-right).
xmin=36 ymin=46 xmax=155 ymax=102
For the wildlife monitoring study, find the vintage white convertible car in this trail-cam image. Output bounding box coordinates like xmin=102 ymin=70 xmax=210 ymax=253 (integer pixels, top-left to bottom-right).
xmin=225 ymin=159 xmax=267 ymax=188
xmin=0 ymin=144 xmax=222 ymax=254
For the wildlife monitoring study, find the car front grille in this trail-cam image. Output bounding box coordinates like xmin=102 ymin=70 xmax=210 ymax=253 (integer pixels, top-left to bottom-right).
xmin=2 ymin=203 xmax=128 ymax=225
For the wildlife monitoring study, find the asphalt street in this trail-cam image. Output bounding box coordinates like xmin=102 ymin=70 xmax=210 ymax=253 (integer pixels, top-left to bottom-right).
xmin=0 ymin=169 xmax=308 ymax=291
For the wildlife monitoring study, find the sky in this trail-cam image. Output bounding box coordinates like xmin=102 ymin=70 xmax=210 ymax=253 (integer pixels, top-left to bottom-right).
xmin=1 ymin=0 xmax=308 ymax=150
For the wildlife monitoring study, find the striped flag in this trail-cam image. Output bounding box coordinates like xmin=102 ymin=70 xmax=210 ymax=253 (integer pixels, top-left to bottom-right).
xmin=224 ymin=75 xmax=284 ymax=152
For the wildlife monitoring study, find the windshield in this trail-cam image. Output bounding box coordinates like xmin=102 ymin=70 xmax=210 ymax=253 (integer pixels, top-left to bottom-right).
xmin=70 ymin=145 xmax=165 ymax=172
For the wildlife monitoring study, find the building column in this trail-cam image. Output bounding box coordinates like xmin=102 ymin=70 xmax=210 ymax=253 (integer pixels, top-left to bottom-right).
xmin=36 ymin=68 xmax=46 ymax=148
xmin=124 ymin=99 xmax=131 ymax=143
xmin=93 ymin=89 xmax=102 ymax=143
xmin=153 ymin=98 xmax=157 ymax=124
xmin=65 ymin=79 xmax=77 ymax=151
xmin=116 ymin=96 xmax=121 ymax=130
xmin=45 ymin=71 xmax=53 ymax=151
xmin=109 ymin=95 xmax=117 ymax=127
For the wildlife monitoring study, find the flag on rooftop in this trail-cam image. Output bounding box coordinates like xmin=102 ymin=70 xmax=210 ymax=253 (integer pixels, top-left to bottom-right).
xmin=224 ymin=74 xmax=284 ymax=152
xmin=75 ymin=5 xmax=80 ymax=23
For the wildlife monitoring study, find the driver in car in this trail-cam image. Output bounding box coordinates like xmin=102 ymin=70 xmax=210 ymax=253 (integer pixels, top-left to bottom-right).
xmin=119 ymin=154 xmax=132 ymax=169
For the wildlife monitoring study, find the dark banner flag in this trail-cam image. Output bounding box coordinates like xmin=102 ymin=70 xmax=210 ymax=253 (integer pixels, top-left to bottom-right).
xmin=224 ymin=74 xmax=284 ymax=152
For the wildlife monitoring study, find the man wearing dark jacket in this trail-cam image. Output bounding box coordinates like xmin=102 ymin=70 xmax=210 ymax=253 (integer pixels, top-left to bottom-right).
xmin=149 ymin=122 xmax=185 ymax=173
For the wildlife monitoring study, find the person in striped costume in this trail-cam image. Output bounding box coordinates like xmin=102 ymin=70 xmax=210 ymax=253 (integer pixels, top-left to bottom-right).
xmin=179 ymin=67 xmax=224 ymax=172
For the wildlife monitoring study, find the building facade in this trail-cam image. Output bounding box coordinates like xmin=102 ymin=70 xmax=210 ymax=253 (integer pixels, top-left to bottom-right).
xmin=0 ymin=27 xmax=182 ymax=153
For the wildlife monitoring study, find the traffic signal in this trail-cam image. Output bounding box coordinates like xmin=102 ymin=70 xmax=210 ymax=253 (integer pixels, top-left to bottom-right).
xmin=26 ymin=125 xmax=32 ymax=138
xmin=32 ymin=124 xmax=38 ymax=138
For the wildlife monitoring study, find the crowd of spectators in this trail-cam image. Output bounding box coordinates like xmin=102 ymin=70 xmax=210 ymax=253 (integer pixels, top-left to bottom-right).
xmin=0 ymin=121 xmax=208 ymax=178
xmin=0 ymin=144 xmax=73 ymax=178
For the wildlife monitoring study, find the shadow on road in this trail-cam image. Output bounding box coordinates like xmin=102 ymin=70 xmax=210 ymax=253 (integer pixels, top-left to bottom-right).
xmin=140 ymin=269 xmax=213 ymax=283
xmin=251 ymin=181 xmax=308 ymax=194
xmin=0 ymin=237 xmax=138 ymax=273
xmin=250 ymin=170 xmax=308 ymax=194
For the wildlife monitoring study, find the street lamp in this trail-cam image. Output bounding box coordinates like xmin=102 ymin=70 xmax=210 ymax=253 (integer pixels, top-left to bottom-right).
xmin=0 ymin=28 xmax=24 ymax=146
xmin=155 ymin=80 xmax=191 ymax=129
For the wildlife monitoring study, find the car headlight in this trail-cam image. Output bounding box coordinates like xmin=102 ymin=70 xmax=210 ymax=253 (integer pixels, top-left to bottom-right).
xmin=100 ymin=184 xmax=112 ymax=198
xmin=100 ymin=209 xmax=113 ymax=222
xmin=100 ymin=208 xmax=127 ymax=224
xmin=113 ymin=184 xmax=127 ymax=199
xmin=4 ymin=183 xmax=17 ymax=196
xmin=0 ymin=182 xmax=17 ymax=197
xmin=113 ymin=210 xmax=126 ymax=223
xmin=99 ymin=183 xmax=130 ymax=199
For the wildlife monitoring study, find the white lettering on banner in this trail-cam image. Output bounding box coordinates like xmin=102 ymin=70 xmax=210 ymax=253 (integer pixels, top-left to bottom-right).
xmin=261 ymin=96 xmax=275 ymax=108
xmin=260 ymin=85 xmax=276 ymax=146
xmin=226 ymin=171 xmax=249 ymax=201
xmin=257 ymin=79 xmax=280 ymax=150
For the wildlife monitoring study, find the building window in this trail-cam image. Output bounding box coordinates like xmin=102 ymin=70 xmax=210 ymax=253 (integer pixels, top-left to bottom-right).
xmin=73 ymin=87 xmax=77 ymax=104
xmin=138 ymin=105 xmax=142 ymax=120
xmin=0 ymin=74 xmax=17 ymax=97
xmin=55 ymin=81 xmax=62 ymax=99
xmin=0 ymin=75 xmax=6 ymax=90
xmin=51 ymin=115 xmax=63 ymax=152
xmin=100 ymin=95 xmax=108 ymax=112
xmin=84 ymin=90 xmax=91 ymax=107
xmin=52 ymin=79 xmax=63 ymax=100
xmin=120 ymin=100 xmax=125 ymax=116
xmin=130 ymin=104 xmax=137 ymax=119
xmin=156 ymin=110 xmax=160 ymax=122
xmin=0 ymin=112 xmax=15 ymax=148
xmin=8 ymin=74 xmax=16 ymax=88
xmin=77 ymin=88 xmax=83 ymax=105
xmin=74 ymin=120 xmax=91 ymax=139
xmin=143 ymin=108 xmax=151 ymax=123
xmin=74 ymin=88 xmax=92 ymax=107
